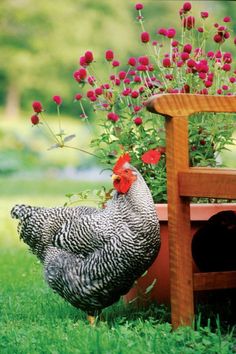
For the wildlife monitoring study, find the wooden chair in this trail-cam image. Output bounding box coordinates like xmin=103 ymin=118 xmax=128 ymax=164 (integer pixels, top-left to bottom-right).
xmin=146 ymin=94 xmax=236 ymax=328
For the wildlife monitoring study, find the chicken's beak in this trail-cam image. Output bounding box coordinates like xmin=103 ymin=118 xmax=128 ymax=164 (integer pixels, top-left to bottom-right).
xmin=112 ymin=174 xmax=120 ymax=182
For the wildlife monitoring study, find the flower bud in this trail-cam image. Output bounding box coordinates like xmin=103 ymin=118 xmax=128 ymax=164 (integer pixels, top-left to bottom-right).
xmin=105 ymin=50 xmax=114 ymax=61
xmin=52 ymin=95 xmax=62 ymax=105
xmin=133 ymin=117 xmax=143 ymax=125
xmin=31 ymin=114 xmax=39 ymax=125
xmin=141 ymin=32 xmax=150 ymax=43
xmin=32 ymin=101 xmax=43 ymax=113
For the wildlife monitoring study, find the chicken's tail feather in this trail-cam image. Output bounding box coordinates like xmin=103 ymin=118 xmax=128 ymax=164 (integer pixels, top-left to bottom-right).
xmin=11 ymin=204 xmax=35 ymax=221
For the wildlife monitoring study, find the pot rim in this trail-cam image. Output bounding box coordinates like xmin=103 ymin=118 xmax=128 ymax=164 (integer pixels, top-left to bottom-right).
xmin=155 ymin=203 xmax=236 ymax=221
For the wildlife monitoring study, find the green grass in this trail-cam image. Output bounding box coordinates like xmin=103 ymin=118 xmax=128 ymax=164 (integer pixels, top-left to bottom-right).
xmin=0 ymin=177 xmax=235 ymax=353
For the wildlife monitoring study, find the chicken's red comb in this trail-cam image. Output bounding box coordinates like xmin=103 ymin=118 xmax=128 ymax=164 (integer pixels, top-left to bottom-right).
xmin=113 ymin=153 xmax=131 ymax=173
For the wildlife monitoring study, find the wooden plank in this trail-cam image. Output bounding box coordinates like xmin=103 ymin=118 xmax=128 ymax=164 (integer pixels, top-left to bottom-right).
xmin=165 ymin=115 xmax=194 ymax=328
xmin=146 ymin=93 xmax=236 ymax=117
xmin=179 ymin=168 xmax=236 ymax=199
xmin=193 ymin=271 xmax=236 ymax=291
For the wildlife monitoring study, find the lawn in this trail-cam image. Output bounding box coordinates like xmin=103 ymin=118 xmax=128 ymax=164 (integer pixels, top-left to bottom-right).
xmin=0 ymin=177 xmax=235 ymax=354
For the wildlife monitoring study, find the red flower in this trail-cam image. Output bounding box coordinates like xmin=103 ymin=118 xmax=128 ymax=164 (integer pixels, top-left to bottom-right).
xmin=131 ymin=90 xmax=139 ymax=98
xmin=135 ymin=3 xmax=143 ymax=10
xmin=73 ymin=68 xmax=87 ymax=82
xmin=183 ymin=16 xmax=195 ymax=29
xmin=141 ymin=149 xmax=161 ymax=165
xmin=105 ymin=50 xmax=114 ymax=61
xmin=138 ymin=56 xmax=149 ymax=65
xmin=201 ymin=11 xmax=209 ymax=19
xmin=223 ymin=16 xmax=231 ymax=23
xmin=181 ymin=52 xmax=189 ymax=61
xmin=32 ymin=101 xmax=43 ymax=113
xmin=79 ymin=56 xmax=87 ymax=67
xmin=198 ymin=27 xmax=204 ymax=33
xmin=112 ymin=60 xmax=120 ymax=67
xmin=52 ymin=95 xmax=62 ymax=105
xmin=187 ymin=59 xmax=196 ymax=68
xmin=31 ymin=114 xmax=40 ymax=125
xmin=107 ymin=112 xmax=119 ymax=122
xmin=128 ymin=57 xmax=136 ymax=66
xmin=95 ymin=87 xmax=103 ymax=96
xmin=118 ymin=71 xmax=126 ymax=80
xmin=167 ymin=28 xmax=176 ymax=38
xmin=222 ymin=63 xmax=231 ymax=72
xmin=84 ymin=50 xmax=94 ymax=64
xmin=75 ymin=93 xmax=82 ymax=101
xmin=213 ymin=33 xmax=223 ymax=43
xmin=141 ymin=31 xmax=150 ymax=43
xmin=157 ymin=28 xmax=167 ymax=36
xmin=183 ymin=43 xmax=192 ymax=53
xmin=133 ymin=117 xmax=143 ymax=125
xmin=162 ymin=58 xmax=171 ymax=67
xmin=183 ymin=2 xmax=191 ymax=12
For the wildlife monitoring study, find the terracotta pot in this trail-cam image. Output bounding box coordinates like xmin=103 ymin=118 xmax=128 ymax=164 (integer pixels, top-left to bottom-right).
xmin=124 ymin=203 xmax=236 ymax=305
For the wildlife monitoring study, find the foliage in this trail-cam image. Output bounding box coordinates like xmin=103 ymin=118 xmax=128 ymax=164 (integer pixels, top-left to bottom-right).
xmin=29 ymin=1 xmax=236 ymax=203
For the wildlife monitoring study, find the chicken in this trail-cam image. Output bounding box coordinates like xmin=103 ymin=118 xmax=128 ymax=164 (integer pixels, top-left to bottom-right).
xmin=11 ymin=154 xmax=160 ymax=323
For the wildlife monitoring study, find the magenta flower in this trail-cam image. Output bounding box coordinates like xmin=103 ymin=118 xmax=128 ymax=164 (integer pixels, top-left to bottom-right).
xmin=183 ymin=44 xmax=192 ymax=53
xmin=112 ymin=60 xmax=120 ymax=67
xmin=187 ymin=59 xmax=196 ymax=68
xmin=133 ymin=117 xmax=143 ymax=125
xmin=52 ymin=95 xmax=62 ymax=105
xmin=213 ymin=33 xmax=223 ymax=43
xmin=162 ymin=58 xmax=171 ymax=67
xmin=183 ymin=16 xmax=195 ymax=29
xmin=95 ymin=87 xmax=103 ymax=96
xmin=166 ymin=28 xmax=176 ymax=38
xmin=198 ymin=27 xmax=204 ymax=33
xmin=128 ymin=57 xmax=136 ymax=66
xmin=107 ymin=112 xmax=119 ymax=122
xmin=131 ymin=90 xmax=139 ymax=98
xmin=138 ymin=56 xmax=149 ymax=66
xmin=84 ymin=50 xmax=94 ymax=64
xmin=79 ymin=56 xmax=87 ymax=67
xmin=201 ymin=12 xmax=209 ymax=19
xmin=183 ymin=2 xmax=191 ymax=12
xmin=181 ymin=52 xmax=189 ymax=61
xmin=157 ymin=28 xmax=167 ymax=36
xmin=223 ymin=16 xmax=231 ymax=23
xmin=135 ymin=3 xmax=143 ymax=10
xmin=74 ymin=93 xmax=82 ymax=101
xmin=32 ymin=101 xmax=43 ymax=113
xmin=141 ymin=149 xmax=161 ymax=164
xmin=31 ymin=114 xmax=40 ymax=125
xmin=222 ymin=63 xmax=231 ymax=72
xmin=73 ymin=68 xmax=87 ymax=82
xmin=171 ymin=40 xmax=179 ymax=47
xmin=105 ymin=50 xmax=114 ymax=61
xmin=141 ymin=32 xmax=150 ymax=43
xmin=118 ymin=71 xmax=126 ymax=80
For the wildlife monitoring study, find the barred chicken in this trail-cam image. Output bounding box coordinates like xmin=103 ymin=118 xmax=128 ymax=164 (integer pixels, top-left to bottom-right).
xmin=11 ymin=154 xmax=160 ymax=323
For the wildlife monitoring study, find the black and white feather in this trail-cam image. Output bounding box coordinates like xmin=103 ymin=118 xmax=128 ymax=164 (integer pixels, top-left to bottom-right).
xmin=11 ymin=164 xmax=160 ymax=315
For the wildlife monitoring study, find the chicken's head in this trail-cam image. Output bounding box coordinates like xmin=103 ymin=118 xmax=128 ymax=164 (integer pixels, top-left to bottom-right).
xmin=112 ymin=153 xmax=137 ymax=194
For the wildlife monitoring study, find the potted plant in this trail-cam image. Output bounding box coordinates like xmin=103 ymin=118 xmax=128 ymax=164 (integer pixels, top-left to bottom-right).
xmin=29 ymin=1 xmax=236 ymax=304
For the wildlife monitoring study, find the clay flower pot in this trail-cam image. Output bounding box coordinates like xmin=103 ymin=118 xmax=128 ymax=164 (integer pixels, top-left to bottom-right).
xmin=124 ymin=203 xmax=236 ymax=305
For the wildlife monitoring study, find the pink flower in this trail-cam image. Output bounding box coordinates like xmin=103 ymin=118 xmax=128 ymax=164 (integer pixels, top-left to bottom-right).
xmin=183 ymin=2 xmax=191 ymax=12
xmin=84 ymin=50 xmax=94 ymax=64
xmin=124 ymin=78 xmax=131 ymax=84
xmin=181 ymin=52 xmax=189 ymax=61
xmin=112 ymin=60 xmax=120 ymax=67
xmin=183 ymin=44 xmax=192 ymax=53
xmin=88 ymin=76 xmax=96 ymax=86
xmin=107 ymin=112 xmax=119 ymax=122
xmin=157 ymin=28 xmax=167 ymax=36
xmin=135 ymin=3 xmax=143 ymax=10
xmin=52 ymin=95 xmax=62 ymax=105
xmin=222 ymin=85 xmax=229 ymax=90
xmin=223 ymin=16 xmax=231 ymax=22
xmin=141 ymin=149 xmax=161 ymax=164
xmin=138 ymin=56 xmax=149 ymax=65
xmin=171 ymin=40 xmax=179 ymax=47
xmin=187 ymin=59 xmax=196 ymax=68
xmin=201 ymin=11 xmax=209 ymax=19
xmin=167 ymin=28 xmax=176 ymax=38
xmin=95 ymin=87 xmax=103 ymax=96
xmin=141 ymin=32 xmax=150 ymax=43
xmin=133 ymin=117 xmax=143 ymax=125
xmin=204 ymin=80 xmax=213 ymax=88
xmin=229 ymin=77 xmax=236 ymax=83
xmin=118 ymin=71 xmax=126 ymax=80
xmin=131 ymin=90 xmax=139 ymax=98
xmin=213 ymin=33 xmax=223 ymax=43
xmin=207 ymin=51 xmax=215 ymax=59
xmin=224 ymin=32 xmax=230 ymax=39
xmin=198 ymin=27 xmax=204 ymax=33
xmin=86 ymin=90 xmax=95 ymax=98
xmin=32 ymin=101 xmax=43 ymax=113
xmin=73 ymin=68 xmax=87 ymax=82
xmin=128 ymin=57 xmax=136 ymax=66
xmin=217 ymin=89 xmax=223 ymax=95
xmin=31 ymin=114 xmax=40 ymax=125
xmin=79 ymin=56 xmax=87 ymax=67
xmin=134 ymin=105 xmax=141 ymax=112
xmin=105 ymin=50 xmax=114 ymax=61
xmin=74 ymin=93 xmax=82 ymax=101
xmin=222 ymin=63 xmax=231 ymax=71
xmin=162 ymin=58 xmax=171 ymax=67
xmin=134 ymin=76 xmax=141 ymax=83
xmin=183 ymin=16 xmax=195 ymax=29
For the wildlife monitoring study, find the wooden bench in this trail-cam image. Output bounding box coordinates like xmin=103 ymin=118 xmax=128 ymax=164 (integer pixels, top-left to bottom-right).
xmin=147 ymin=94 xmax=236 ymax=328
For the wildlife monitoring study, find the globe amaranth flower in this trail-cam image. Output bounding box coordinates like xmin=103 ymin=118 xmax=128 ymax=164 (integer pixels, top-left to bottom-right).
xmin=135 ymin=3 xmax=143 ymax=10
xmin=128 ymin=57 xmax=136 ymax=66
xmin=84 ymin=50 xmax=94 ymax=64
xmin=183 ymin=2 xmax=191 ymax=12
xmin=201 ymin=12 xmax=209 ymax=19
xmin=107 ymin=112 xmax=119 ymax=122
xmin=73 ymin=68 xmax=87 ymax=82
xmin=157 ymin=28 xmax=167 ymax=36
xmin=32 ymin=101 xmax=43 ymax=113
xmin=141 ymin=149 xmax=161 ymax=164
xmin=162 ymin=58 xmax=171 ymax=67
xmin=133 ymin=117 xmax=143 ymax=125
xmin=105 ymin=49 xmax=114 ymax=61
xmin=112 ymin=60 xmax=120 ymax=67
xmin=166 ymin=28 xmax=176 ymax=38
xmin=223 ymin=16 xmax=231 ymax=23
xmin=75 ymin=93 xmax=82 ymax=101
xmin=183 ymin=16 xmax=195 ymax=29
xmin=183 ymin=43 xmax=192 ymax=53
xmin=141 ymin=32 xmax=150 ymax=43
xmin=31 ymin=114 xmax=40 ymax=125
xmin=52 ymin=95 xmax=62 ymax=105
